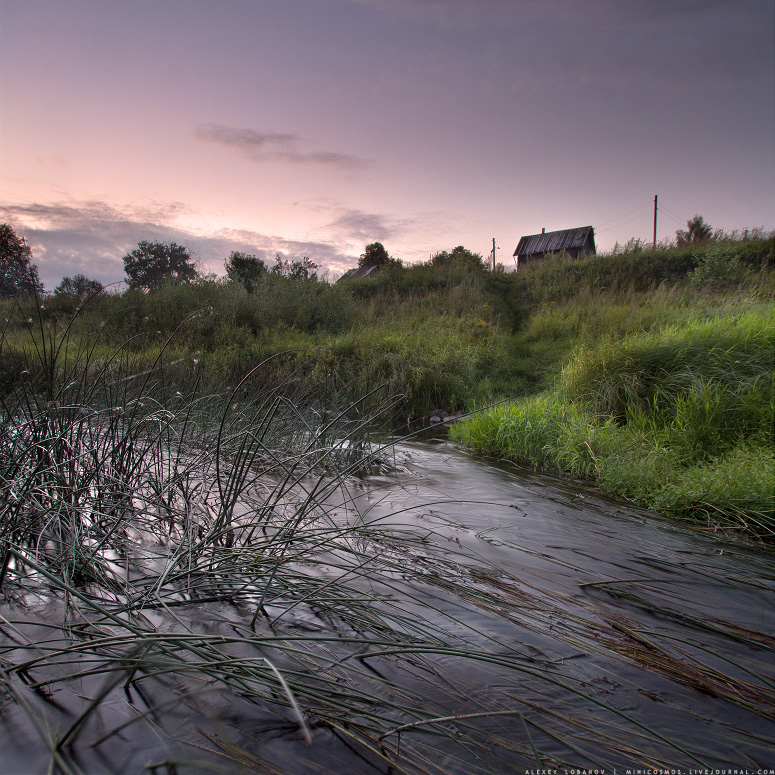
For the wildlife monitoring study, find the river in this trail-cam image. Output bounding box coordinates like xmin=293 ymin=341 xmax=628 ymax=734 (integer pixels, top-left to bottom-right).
xmin=1 ymin=438 xmax=773 ymax=774
xmin=341 ymin=438 xmax=775 ymax=771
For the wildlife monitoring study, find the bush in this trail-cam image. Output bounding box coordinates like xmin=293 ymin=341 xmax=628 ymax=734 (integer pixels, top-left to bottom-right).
xmin=690 ymin=245 xmax=753 ymax=290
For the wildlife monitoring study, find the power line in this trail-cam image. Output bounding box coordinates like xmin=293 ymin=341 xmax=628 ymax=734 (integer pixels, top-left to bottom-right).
xmin=597 ymin=199 xmax=692 ymax=236
xmin=598 ymin=211 xmax=652 ymax=232
xmin=659 ymin=204 xmax=688 ymax=226
xmin=597 ymin=200 xmax=652 ymax=228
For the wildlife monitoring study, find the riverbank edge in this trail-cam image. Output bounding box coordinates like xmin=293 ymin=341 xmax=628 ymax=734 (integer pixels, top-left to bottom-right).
xmin=450 ymin=308 xmax=775 ymax=543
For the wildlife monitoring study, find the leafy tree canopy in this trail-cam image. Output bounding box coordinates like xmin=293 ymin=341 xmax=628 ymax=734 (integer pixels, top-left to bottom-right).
xmin=54 ymin=273 xmax=104 ymax=297
xmin=123 ymin=240 xmax=197 ymax=291
xmin=0 ymin=223 xmax=44 ymax=298
xmin=676 ymin=215 xmax=713 ymax=246
xmin=430 ymin=245 xmax=485 ymax=271
xmin=270 ymin=253 xmax=319 ymax=281
xmin=225 ymin=251 xmax=266 ymax=293
xmin=358 ymin=242 xmax=402 ymax=269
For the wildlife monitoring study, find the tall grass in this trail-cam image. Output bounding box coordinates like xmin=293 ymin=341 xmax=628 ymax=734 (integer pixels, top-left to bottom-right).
xmin=514 ymin=236 xmax=774 ymax=304
xmin=2 ymin=274 xmax=525 ymax=426
xmin=452 ymin=305 xmax=775 ymax=539
xmin=5 ymin=238 xmax=768 ymax=430
xmin=559 ymin=309 xmax=773 ymax=429
xmin=1 ymin=300 xmax=485 ymax=772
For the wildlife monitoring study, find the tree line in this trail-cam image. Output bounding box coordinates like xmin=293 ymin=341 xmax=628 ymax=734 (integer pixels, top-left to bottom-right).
xmin=0 ymin=224 xmax=324 ymax=298
xmin=0 ymin=215 xmax=736 ymax=299
xmin=0 ymin=225 xmax=407 ymax=299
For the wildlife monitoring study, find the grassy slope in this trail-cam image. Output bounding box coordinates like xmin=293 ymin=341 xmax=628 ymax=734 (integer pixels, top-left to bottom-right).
xmin=451 ymin=240 xmax=775 ymax=539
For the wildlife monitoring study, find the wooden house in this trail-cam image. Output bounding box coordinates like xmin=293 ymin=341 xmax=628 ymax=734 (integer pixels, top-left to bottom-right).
xmin=513 ymin=226 xmax=596 ymax=268
xmin=337 ymin=265 xmax=380 ymax=282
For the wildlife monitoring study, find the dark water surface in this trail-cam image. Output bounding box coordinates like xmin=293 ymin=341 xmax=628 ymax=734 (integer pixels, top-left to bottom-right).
xmin=345 ymin=440 xmax=775 ymax=769
xmin=2 ymin=439 xmax=773 ymax=774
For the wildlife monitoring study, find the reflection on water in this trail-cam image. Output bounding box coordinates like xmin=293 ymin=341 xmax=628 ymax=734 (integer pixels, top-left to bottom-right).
xmin=1 ymin=439 xmax=773 ymax=774
xmin=345 ymin=439 xmax=775 ymax=767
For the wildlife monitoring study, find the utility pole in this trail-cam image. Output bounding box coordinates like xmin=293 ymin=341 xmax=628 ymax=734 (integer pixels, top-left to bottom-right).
xmin=491 ymin=238 xmax=496 ymax=271
xmin=653 ymin=195 xmax=658 ymax=249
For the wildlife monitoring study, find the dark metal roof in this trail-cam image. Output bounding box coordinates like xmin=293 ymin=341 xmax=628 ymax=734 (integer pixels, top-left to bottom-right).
xmin=513 ymin=226 xmax=595 ymax=257
xmin=337 ymin=265 xmax=379 ymax=282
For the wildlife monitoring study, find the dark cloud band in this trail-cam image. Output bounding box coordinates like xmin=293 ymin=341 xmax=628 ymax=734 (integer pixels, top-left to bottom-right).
xmin=192 ymin=123 xmax=373 ymax=170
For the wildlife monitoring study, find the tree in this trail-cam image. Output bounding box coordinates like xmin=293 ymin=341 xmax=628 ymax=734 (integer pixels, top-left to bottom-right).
xmin=0 ymin=223 xmax=44 ymax=297
xmin=676 ymin=215 xmax=713 ymax=246
xmin=270 ymin=253 xmax=319 ymax=281
xmin=54 ymin=273 xmax=104 ymax=297
xmin=358 ymin=242 xmax=401 ymax=269
xmin=430 ymin=245 xmax=485 ymax=271
xmin=225 ymin=251 xmax=266 ymax=293
xmin=122 ymin=240 xmax=197 ymax=291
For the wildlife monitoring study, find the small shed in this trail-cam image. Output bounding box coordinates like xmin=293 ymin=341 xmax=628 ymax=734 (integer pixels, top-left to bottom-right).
xmin=337 ymin=265 xmax=380 ymax=282
xmin=513 ymin=226 xmax=596 ymax=267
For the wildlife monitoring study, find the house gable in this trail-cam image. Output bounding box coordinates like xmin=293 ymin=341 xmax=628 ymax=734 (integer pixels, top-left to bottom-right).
xmin=337 ymin=265 xmax=380 ymax=282
xmin=513 ymin=226 xmax=596 ymax=264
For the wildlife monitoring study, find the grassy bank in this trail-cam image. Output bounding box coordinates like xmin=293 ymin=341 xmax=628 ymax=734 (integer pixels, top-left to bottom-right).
xmin=1 ymin=262 xmax=532 ymax=423
xmin=451 ymin=248 xmax=775 ymax=538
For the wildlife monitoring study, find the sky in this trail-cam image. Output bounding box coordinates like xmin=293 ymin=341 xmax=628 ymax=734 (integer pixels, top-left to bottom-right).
xmin=1 ymin=0 xmax=773 ymax=289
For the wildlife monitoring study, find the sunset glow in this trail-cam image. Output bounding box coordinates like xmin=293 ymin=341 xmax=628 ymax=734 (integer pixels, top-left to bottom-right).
xmin=2 ymin=0 xmax=773 ymax=288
